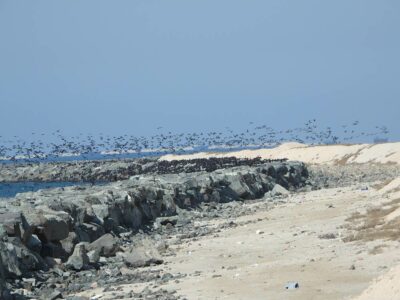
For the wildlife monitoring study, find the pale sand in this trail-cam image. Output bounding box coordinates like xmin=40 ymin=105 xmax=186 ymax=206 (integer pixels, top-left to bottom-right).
xmin=75 ymin=143 xmax=400 ymax=299
xmin=353 ymin=265 xmax=400 ymax=300
xmin=76 ymin=178 xmax=400 ymax=300
xmin=161 ymin=142 xmax=400 ymax=165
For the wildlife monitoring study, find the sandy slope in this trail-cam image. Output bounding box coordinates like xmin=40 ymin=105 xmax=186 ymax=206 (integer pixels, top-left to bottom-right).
xmin=161 ymin=142 xmax=400 ymax=165
xmin=351 ymin=177 xmax=400 ymax=300
xmin=74 ymin=145 xmax=400 ymax=300
xmin=353 ymin=264 xmax=400 ymax=300
xmin=76 ymin=177 xmax=400 ymax=300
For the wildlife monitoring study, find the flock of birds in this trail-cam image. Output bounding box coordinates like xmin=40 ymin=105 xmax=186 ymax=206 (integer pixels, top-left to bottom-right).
xmin=0 ymin=120 xmax=389 ymax=163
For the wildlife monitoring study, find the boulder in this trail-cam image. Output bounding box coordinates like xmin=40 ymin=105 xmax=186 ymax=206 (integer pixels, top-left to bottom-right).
xmin=47 ymin=198 xmax=90 ymax=225
xmin=226 ymin=174 xmax=252 ymax=199
xmin=87 ymin=249 xmax=100 ymax=264
xmin=26 ymin=234 xmax=42 ymax=253
xmin=0 ymin=211 xmax=32 ymax=243
xmin=0 ymin=241 xmax=21 ymax=278
xmin=76 ymin=223 xmax=105 ymax=243
xmin=123 ymin=238 xmax=163 ymax=268
xmin=123 ymin=248 xmax=163 ymax=268
xmin=271 ymin=184 xmax=290 ymax=197
xmin=23 ymin=210 xmax=70 ymax=242
xmin=41 ymin=242 xmax=69 ymax=260
xmin=0 ymin=211 xmax=23 ymax=237
xmin=91 ymin=204 xmax=109 ymax=224
xmin=87 ymin=234 xmax=119 ymax=257
xmin=0 ymin=240 xmax=43 ymax=278
xmin=60 ymin=232 xmax=78 ymax=256
xmin=41 ymin=213 xmax=70 ymax=242
xmin=65 ymin=243 xmax=89 ymax=271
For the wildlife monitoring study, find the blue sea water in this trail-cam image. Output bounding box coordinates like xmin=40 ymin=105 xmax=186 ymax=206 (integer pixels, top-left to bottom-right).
xmin=0 ymin=151 xmax=163 ymax=165
xmin=0 ymin=145 xmax=268 ymax=198
xmin=0 ymin=145 xmax=265 ymax=165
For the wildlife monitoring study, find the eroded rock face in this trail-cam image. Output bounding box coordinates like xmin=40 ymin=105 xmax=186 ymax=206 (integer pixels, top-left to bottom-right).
xmin=0 ymin=161 xmax=308 ymax=280
xmin=0 ymin=238 xmax=44 ymax=278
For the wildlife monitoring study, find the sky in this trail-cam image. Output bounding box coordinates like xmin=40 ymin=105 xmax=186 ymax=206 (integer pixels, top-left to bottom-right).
xmin=0 ymin=0 xmax=399 ymax=141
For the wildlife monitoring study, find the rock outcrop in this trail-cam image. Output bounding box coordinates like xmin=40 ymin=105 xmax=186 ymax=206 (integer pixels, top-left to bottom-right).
xmin=0 ymin=161 xmax=308 ymax=283
xmin=0 ymin=156 xmax=288 ymax=183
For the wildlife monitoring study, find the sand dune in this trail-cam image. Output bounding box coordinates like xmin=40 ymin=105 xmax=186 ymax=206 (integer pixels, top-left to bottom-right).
xmin=76 ymin=177 xmax=400 ymax=300
xmin=353 ymin=265 xmax=400 ymax=300
xmin=349 ymin=177 xmax=400 ymax=300
xmin=161 ymin=142 xmax=400 ymax=165
xmin=161 ymin=142 xmax=400 ymax=299
xmin=378 ymin=177 xmax=400 ymax=194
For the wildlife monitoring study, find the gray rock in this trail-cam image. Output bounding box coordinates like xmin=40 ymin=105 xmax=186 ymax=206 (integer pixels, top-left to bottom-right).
xmin=0 ymin=211 xmax=23 ymax=237
xmin=123 ymin=249 xmax=163 ymax=268
xmin=41 ymin=213 xmax=70 ymax=242
xmin=87 ymin=249 xmax=100 ymax=264
xmin=23 ymin=210 xmax=70 ymax=242
xmin=1 ymin=290 xmax=12 ymax=300
xmin=228 ymin=175 xmax=252 ymax=199
xmin=0 ymin=160 xmax=309 ymax=281
xmin=44 ymin=256 xmax=61 ymax=267
xmin=65 ymin=243 xmax=89 ymax=271
xmin=0 ymin=241 xmax=21 ymax=278
xmin=22 ymin=277 xmax=36 ymax=291
xmin=123 ymin=239 xmax=163 ymax=268
xmin=91 ymin=204 xmax=109 ymax=223
xmin=271 ymin=184 xmax=290 ymax=197
xmin=0 ymin=240 xmax=43 ymax=278
xmin=41 ymin=242 xmax=69 ymax=260
xmin=154 ymin=216 xmax=179 ymax=230
xmin=77 ymin=223 xmax=105 ymax=243
xmin=47 ymin=290 xmax=62 ymax=300
xmin=0 ymin=227 xmax=10 ymax=297
xmin=60 ymin=231 xmax=78 ymax=256
xmin=99 ymin=256 xmax=107 ymax=264
xmin=26 ymin=234 xmax=42 ymax=253
xmin=87 ymin=234 xmax=119 ymax=257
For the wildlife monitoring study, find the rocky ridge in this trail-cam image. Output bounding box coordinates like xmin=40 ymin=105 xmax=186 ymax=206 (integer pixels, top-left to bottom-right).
xmin=0 ymin=157 xmax=288 ymax=183
xmin=0 ymin=160 xmax=307 ymax=299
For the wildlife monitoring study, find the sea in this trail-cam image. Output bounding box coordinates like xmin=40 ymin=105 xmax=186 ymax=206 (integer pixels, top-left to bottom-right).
xmin=0 ymin=181 xmax=99 ymax=198
xmin=0 ymin=145 xmax=271 ymax=198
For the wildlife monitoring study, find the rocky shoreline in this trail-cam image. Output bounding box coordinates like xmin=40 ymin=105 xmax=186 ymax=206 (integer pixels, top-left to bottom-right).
xmin=0 ymin=157 xmax=289 ymax=183
xmin=0 ymin=160 xmax=307 ymax=299
xmin=2 ymin=156 xmax=400 ymax=299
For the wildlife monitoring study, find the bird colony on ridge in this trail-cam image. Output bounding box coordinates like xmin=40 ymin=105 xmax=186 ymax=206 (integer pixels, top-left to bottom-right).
xmin=0 ymin=120 xmax=389 ymax=163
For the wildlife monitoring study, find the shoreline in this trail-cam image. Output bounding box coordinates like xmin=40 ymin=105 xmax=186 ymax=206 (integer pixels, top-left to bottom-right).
xmin=1 ymin=143 xmax=400 ymax=299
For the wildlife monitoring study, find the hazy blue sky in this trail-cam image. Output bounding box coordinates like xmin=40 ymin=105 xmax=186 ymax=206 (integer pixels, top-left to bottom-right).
xmin=1 ymin=0 xmax=399 ymax=141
